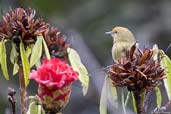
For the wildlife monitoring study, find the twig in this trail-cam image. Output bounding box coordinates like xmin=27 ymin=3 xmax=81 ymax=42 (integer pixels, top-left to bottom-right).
xmin=8 ymin=87 xmax=16 ymax=114
xmin=153 ymin=101 xmax=171 ymax=113
xmin=165 ymin=43 xmax=171 ymax=53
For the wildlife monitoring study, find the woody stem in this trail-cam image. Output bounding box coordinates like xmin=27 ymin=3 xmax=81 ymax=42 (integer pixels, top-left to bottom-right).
xmin=19 ymin=66 xmax=27 ymax=114
xmin=133 ymin=91 xmax=145 ymax=114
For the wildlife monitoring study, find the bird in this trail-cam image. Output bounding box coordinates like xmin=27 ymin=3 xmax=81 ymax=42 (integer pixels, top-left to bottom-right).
xmin=106 ymin=26 xmax=136 ymax=60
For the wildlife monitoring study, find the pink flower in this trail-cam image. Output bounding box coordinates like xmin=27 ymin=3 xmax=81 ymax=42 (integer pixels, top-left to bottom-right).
xmin=29 ymin=58 xmax=78 ymax=89
xmin=29 ymin=58 xmax=79 ymax=113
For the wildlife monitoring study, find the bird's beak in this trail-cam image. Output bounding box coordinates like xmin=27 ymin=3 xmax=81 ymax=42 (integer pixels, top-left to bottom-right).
xmin=105 ymin=31 xmax=113 ymax=35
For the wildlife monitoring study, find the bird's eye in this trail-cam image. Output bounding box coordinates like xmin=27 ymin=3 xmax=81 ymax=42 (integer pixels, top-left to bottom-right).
xmin=114 ymin=31 xmax=118 ymax=34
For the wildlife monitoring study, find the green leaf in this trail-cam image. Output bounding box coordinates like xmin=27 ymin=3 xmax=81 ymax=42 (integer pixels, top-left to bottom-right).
xmin=156 ymin=87 xmax=162 ymax=108
xmin=124 ymin=92 xmax=131 ymax=107
xmin=100 ymin=77 xmax=118 ymax=114
xmin=10 ymin=42 xmax=18 ymax=64
xmin=20 ymin=41 xmax=30 ymax=86
xmin=35 ymin=59 xmax=41 ymax=68
xmin=30 ymin=36 xmax=43 ymax=68
xmin=26 ymin=47 xmax=32 ymax=58
xmin=108 ymin=79 xmax=118 ymax=107
xmin=0 ymin=41 xmax=9 ymax=80
xmin=10 ymin=42 xmax=19 ymax=75
xmin=159 ymin=50 xmax=171 ymax=101
xmin=121 ymin=88 xmax=126 ymax=114
xmin=42 ymin=37 xmax=50 ymax=59
xmin=13 ymin=62 xmax=19 ymax=75
xmin=27 ymin=102 xmax=38 ymax=114
xmin=100 ymin=77 xmax=108 ymax=114
xmin=27 ymin=98 xmax=42 ymax=114
xmin=68 ymin=48 xmax=89 ymax=95
xmin=131 ymin=92 xmax=137 ymax=113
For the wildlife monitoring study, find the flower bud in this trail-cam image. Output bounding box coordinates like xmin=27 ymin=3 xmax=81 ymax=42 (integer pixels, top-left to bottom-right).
xmin=30 ymin=58 xmax=78 ymax=113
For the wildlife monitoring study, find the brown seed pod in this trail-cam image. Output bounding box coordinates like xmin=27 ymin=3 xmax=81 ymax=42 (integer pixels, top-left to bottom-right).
xmin=107 ymin=44 xmax=165 ymax=92
xmin=0 ymin=7 xmax=49 ymax=46
xmin=43 ymin=27 xmax=70 ymax=59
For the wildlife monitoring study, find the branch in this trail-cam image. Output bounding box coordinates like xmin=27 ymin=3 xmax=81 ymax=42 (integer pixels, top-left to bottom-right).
xmin=19 ymin=66 xmax=27 ymax=114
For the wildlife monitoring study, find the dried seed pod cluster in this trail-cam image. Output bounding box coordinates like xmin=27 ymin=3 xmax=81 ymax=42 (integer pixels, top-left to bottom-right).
xmin=107 ymin=44 xmax=165 ymax=92
xmin=43 ymin=27 xmax=69 ymax=59
xmin=0 ymin=7 xmax=69 ymax=58
xmin=0 ymin=8 xmax=48 ymax=45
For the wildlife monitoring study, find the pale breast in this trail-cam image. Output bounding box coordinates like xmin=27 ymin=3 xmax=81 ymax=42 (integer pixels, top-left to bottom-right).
xmin=112 ymin=42 xmax=134 ymax=60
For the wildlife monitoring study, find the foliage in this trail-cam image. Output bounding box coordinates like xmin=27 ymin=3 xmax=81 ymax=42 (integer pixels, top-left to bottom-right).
xmin=68 ymin=48 xmax=89 ymax=95
xmin=0 ymin=7 xmax=89 ymax=114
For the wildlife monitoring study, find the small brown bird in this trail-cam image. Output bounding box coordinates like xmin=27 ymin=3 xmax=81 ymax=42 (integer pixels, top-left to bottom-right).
xmin=106 ymin=26 xmax=136 ymax=60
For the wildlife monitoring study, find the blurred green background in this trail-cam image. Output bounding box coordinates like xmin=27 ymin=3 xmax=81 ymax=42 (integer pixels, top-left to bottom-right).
xmin=0 ymin=0 xmax=171 ymax=114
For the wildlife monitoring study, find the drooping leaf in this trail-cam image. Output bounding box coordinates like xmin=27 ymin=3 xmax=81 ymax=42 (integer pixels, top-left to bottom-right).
xmin=30 ymin=36 xmax=43 ymax=68
xmin=68 ymin=48 xmax=89 ymax=95
xmin=10 ymin=42 xmax=18 ymax=64
xmin=131 ymin=92 xmax=137 ymax=113
xmin=155 ymin=87 xmax=162 ymax=108
xmin=26 ymin=46 xmax=32 ymax=58
xmin=42 ymin=37 xmax=51 ymax=59
xmin=108 ymin=78 xmax=118 ymax=108
xmin=35 ymin=59 xmax=41 ymax=68
xmin=27 ymin=102 xmax=39 ymax=114
xmin=124 ymin=92 xmax=130 ymax=107
xmin=152 ymin=46 xmax=163 ymax=108
xmin=159 ymin=50 xmax=171 ymax=101
xmin=27 ymin=97 xmax=42 ymax=114
xmin=20 ymin=41 xmax=30 ymax=86
xmin=10 ymin=42 xmax=19 ymax=75
xmin=0 ymin=41 xmax=9 ymax=80
xmin=100 ymin=77 xmax=118 ymax=114
xmin=13 ymin=62 xmax=19 ymax=75
xmin=100 ymin=77 xmax=108 ymax=114
xmin=121 ymin=88 xmax=126 ymax=114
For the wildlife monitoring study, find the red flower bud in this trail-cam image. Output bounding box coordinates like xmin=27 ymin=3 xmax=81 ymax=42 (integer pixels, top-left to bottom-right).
xmin=30 ymin=58 xmax=79 ymax=113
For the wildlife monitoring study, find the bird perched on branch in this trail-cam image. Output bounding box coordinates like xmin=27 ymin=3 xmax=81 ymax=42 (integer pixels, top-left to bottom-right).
xmin=106 ymin=26 xmax=136 ymax=60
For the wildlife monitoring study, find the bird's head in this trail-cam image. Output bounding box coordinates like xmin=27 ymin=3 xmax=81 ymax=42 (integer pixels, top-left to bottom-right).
xmin=106 ymin=26 xmax=135 ymax=43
